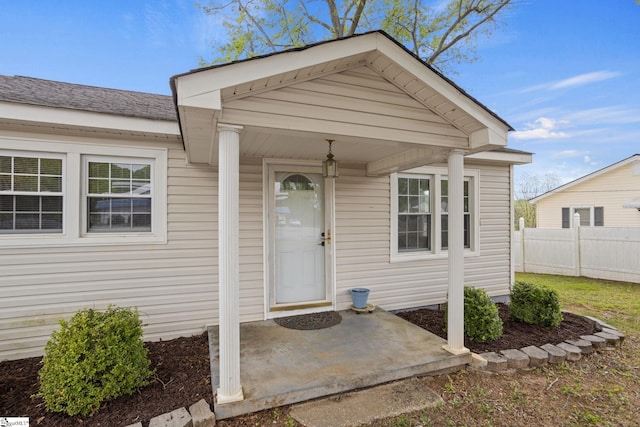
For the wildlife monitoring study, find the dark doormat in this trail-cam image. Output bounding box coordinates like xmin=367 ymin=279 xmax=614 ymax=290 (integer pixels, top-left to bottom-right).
xmin=274 ymin=311 xmax=342 ymax=330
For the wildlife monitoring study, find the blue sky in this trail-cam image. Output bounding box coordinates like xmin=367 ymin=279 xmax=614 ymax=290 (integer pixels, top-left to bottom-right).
xmin=2 ymin=1 xmax=638 ymax=187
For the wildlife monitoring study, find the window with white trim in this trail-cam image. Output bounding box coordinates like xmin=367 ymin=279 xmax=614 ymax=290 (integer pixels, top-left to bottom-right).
xmin=561 ymin=206 xmax=604 ymax=228
xmin=0 ymin=140 xmax=167 ymax=246
xmin=391 ymin=168 xmax=478 ymax=261
xmin=85 ymin=158 xmax=152 ymax=233
xmin=0 ymin=153 xmax=64 ymax=234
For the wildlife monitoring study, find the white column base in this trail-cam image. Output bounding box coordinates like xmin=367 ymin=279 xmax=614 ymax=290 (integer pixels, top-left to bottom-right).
xmin=216 ymin=387 xmax=244 ymax=405
xmin=442 ymin=344 xmax=470 ymax=356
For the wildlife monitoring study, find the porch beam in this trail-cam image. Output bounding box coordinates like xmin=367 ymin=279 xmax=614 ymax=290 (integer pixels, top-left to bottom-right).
xmin=366 ymin=147 xmax=448 ymax=176
xmin=217 ymin=123 xmax=244 ymax=404
xmin=444 ymin=149 xmax=470 ymax=355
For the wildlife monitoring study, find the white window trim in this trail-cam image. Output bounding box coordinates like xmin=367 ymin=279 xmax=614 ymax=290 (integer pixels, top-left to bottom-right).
xmin=390 ymin=166 xmax=479 ymax=263
xmin=0 ymin=149 xmax=66 ymax=234
xmin=570 ymin=206 xmax=595 ymax=227
xmin=0 ymin=137 xmax=167 ymax=247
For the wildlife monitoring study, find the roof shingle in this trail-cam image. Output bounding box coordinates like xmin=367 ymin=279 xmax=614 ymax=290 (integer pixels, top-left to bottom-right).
xmin=0 ymin=75 xmax=176 ymax=122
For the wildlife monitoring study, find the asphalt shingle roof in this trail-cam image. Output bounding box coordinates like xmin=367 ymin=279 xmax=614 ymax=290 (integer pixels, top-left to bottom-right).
xmin=0 ymin=75 xmax=177 ymax=122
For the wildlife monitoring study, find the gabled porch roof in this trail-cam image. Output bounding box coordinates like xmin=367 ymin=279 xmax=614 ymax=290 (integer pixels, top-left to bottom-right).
xmin=170 ymin=31 xmax=513 ymax=175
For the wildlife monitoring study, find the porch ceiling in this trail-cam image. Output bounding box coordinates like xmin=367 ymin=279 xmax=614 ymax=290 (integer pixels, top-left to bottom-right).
xmin=172 ymin=31 xmax=511 ymax=174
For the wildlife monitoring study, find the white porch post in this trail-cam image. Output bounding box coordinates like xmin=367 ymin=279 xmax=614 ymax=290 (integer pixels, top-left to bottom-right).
xmin=444 ymin=149 xmax=469 ymax=355
xmin=217 ymin=123 xmax=244 ymax=404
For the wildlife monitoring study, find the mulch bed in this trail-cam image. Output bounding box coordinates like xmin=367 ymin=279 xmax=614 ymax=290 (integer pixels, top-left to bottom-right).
xmin=0 ymin=333 xmax=212 ymax=426
xmin=396 ymin=303 xmax=596 ymax=353
xmin=0 ymin=304 xmax=596 ymax=426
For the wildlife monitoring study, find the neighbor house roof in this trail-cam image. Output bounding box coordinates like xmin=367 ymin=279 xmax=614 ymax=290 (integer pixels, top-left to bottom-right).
xmin=530 ymin=154 xmax=640 ymax=203
xmin=0 ymin=75 xmax=176 ymax=122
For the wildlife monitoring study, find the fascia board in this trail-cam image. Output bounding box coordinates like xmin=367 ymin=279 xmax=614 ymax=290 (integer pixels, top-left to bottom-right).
xmin=530 ymin=154 xmax=640 ymax=203
xmin=466 ymin=150 xmax=532 ymax=165
xmin=0 ymin=102 xmax=180 ymax=136
xmin=173 ymin=35 xmax=379 ymax=99
xmin=373 ymin=35 xmax=511 ymax=137
xmin=469 ymin=128 xmax=508 ymax=150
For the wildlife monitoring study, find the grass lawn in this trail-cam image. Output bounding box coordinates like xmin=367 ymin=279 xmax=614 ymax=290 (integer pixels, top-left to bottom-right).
xmin=369 ymin=273 xmax=640 ymax=427
xmin=515 ymin=272 xmax=640 ymax=334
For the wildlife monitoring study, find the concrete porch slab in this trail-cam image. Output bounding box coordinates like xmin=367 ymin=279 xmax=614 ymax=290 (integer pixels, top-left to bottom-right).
xmin=208 ymin=308 xmax=470 ymax=420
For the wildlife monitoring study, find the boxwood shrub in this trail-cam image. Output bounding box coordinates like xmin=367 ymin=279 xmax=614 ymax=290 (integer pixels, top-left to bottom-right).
xmin=461 ymin=286 xmax=503 ymax=343
xmin=37 ymin=306 xmax=154 ymax=416
xmin=510 ymin=281 xmax=563 ymax=327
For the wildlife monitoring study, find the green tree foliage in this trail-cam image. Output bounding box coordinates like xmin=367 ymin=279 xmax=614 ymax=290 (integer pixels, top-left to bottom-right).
xmin=37 ymin=306 xmax=154 ymax=416
xmin=198 ymin=0 xmax=513 ymax=72
xmin=510 ymin=281 xmax=563 ymax=327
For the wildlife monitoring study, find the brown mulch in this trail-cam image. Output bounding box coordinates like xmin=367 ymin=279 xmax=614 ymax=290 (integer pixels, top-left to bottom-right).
xmin=0 ymin=333 xmax=212 ymax=426
xmin=396 ymin=303 xmax=596 ymax=353
xmin=0 ymin=304 xmax=596 ymax=426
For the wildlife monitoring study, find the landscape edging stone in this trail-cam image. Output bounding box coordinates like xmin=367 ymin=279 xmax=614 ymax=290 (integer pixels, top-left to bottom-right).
xmin=470 ymin=315 xmax=624 ymax=373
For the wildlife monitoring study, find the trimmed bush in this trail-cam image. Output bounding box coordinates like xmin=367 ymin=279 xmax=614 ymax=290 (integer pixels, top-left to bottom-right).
xmin=510 ymin=281 xmax=563 ymax=327
xmin=37 ymin=306 xmax=154 ymax=416
xmin=457 ymin=286 xmax=503 ymax=343
xmin=464 ymin=286 xmax=504 ymax=343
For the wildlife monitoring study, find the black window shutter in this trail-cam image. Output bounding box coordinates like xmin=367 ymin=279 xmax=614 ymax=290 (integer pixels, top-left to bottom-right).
xmin=562 ymin=207 xmax=570 ymax=228
xmin=594 ymin=207 xmax=604 ymax=226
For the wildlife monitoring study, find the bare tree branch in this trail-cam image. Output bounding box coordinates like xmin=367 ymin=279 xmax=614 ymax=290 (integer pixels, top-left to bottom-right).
xmin=428 ymin=0 xmax=511 ymax=65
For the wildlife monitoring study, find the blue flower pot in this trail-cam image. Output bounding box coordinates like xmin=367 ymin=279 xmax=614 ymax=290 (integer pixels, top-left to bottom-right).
xmin=350 ymin=288 xmax=370 ymax=309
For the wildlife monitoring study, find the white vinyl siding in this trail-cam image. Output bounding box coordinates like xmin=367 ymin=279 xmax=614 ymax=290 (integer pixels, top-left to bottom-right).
xmin=0 ymin=133 xmax=212 ymax=360
xmin=335 ymin=162 xmax=512 ymax=312
xmin=223 ymin=66 xmax=467 ymax=149
xmin=536 ymin=161 xmax=640 ymax=228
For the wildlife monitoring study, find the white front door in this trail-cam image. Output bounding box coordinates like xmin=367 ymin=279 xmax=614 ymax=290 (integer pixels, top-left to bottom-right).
xmin=265 ymin=160 xmax=335 ymax=315
xmin=274 ymin=172 xmax=326 ymax=304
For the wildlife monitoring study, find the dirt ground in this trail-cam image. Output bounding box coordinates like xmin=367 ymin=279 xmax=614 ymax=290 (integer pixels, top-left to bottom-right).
xmin=3 ymin=306 xmax=636 ymax=427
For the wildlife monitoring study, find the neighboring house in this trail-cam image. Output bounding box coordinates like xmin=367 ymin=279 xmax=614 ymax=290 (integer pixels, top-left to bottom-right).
xmin=1 ymin=31 xmax=531 ymax=399
xmin=531 ymin=154 xmax=640 ymax=228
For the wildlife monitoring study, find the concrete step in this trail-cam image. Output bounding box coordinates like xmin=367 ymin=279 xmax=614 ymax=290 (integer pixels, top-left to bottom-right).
xmin=289 ymin=377 xmax=443 ymax=427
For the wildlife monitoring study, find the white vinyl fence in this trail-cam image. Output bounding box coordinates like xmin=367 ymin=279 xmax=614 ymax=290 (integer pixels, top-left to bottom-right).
xmin=514 ymin=218 xmax=640 ymax=284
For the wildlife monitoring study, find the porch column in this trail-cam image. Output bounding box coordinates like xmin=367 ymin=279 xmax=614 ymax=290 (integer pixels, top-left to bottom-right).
xmin=444 ymin=149 xmax=469 ymax=355
xmin=217 ymin=123 xmax=244 ymax=404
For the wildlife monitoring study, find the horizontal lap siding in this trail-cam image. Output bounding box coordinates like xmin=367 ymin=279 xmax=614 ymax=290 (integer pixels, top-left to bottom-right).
xmin=223 ymin=67 xmax=465 ymax=145
xmin=238 ymin=160 xmax=266 ymax=322
xmin=335 ymin=163 xmax=512 ymax=312
xmin=0 ymin=137 xmax=221 ymax=360
xmin=536 ymin=163 xmax=640 ymax=228
xmin=466 ymin=165 xmax=511 ymax=296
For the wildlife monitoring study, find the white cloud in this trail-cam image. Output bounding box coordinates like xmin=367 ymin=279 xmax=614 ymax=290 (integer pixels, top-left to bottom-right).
xmin=521 ymin=71 xmax=621 ymax=93
xmin=511 ymin=117 xmax=570 ymax=140
xmin=552 ymin=150 xmax=581 ymax=159
xmin=550 ymin=71 xmax=621 ymax=89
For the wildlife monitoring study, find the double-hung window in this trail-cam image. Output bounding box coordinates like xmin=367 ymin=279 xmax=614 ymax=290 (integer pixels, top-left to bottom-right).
xmin=1 ymin=139 xmax=166 ymax=246
xmin=85 ymin=158 xmax=152 ymax=233
xmin=0 ymin=153 xmax=64 ymax=234
xmin=391 ymin=167 xmax=478 ymax=261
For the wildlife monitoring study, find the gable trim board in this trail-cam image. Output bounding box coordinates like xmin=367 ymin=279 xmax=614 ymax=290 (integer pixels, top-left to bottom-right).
xmin=531 ymin=154 xmax=640 ymax=204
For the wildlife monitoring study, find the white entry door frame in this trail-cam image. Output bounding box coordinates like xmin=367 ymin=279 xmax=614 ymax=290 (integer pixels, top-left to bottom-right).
xmin=264 ymin=159 xmax=336 ymax=318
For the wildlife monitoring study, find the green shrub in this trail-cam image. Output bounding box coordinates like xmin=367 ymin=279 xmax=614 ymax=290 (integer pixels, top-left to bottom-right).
xmin=37 ymin=306 xmax=154 ymax=416
xmin=510 ymin=281 xmax=563 ymax=327
xmin=460 ymin=286 xmax=503 ymax=343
